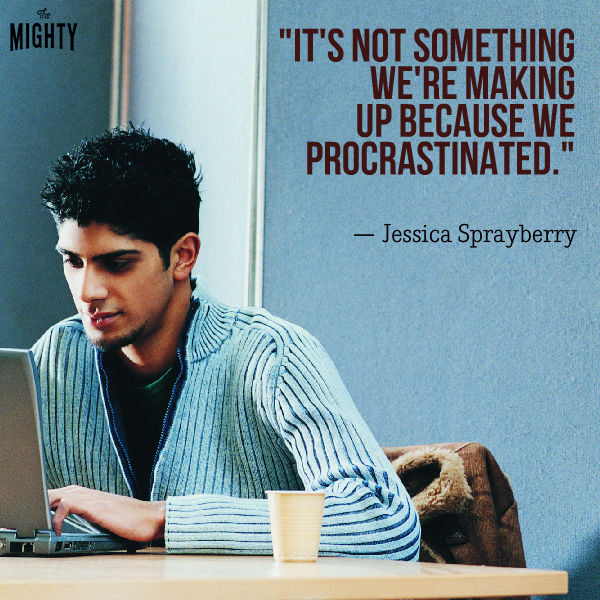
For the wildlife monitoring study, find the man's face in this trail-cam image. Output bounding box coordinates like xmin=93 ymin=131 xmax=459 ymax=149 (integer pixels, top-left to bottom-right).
xmin=56 ymin=220 xmax=176 ymax=352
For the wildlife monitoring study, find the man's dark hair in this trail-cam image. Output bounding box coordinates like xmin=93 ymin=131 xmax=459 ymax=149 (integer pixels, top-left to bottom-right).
xmin=41 ymin=125 xmax=202 ymax=268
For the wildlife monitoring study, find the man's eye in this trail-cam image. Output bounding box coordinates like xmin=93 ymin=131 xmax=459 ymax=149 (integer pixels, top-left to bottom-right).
xmin=105 ymin=260 xmax=131 ymax=272
xmin=63 ymin=256 xmax=82 ymax=268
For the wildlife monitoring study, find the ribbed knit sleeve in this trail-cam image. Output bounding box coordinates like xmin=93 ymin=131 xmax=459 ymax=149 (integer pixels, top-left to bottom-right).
xmin=31 ymin=319 xmax=132 ymax=496
xmin=165 ymin=321 xmax=420 ymax=560
xmin=271 ymin=328 xmax=420 ymax=558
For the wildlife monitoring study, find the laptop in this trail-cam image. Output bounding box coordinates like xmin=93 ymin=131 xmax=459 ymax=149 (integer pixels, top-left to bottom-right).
xmin=0 ymin=348 xmax=142 ymax=555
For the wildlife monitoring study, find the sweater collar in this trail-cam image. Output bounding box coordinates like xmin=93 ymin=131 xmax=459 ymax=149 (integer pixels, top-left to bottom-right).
xmin=182 ymin=282 xmax=237 ymax=361
xmin=94 ymin=282 xmax=237 ymax=368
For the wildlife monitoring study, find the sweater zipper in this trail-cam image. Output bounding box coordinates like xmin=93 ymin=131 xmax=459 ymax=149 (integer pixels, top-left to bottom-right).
xmin=96 ymin=354 xmax=137 ymax=496
xmin=149 ymin=345 xmax=185 ymax=500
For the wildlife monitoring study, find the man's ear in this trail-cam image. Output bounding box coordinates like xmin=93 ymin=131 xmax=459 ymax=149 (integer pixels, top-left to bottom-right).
xmin=171 ymin=233 xmax=201 ymax=281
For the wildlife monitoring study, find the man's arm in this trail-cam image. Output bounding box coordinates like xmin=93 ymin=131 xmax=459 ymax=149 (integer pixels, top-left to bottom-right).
xmin=163 ymin=327 xmax=421 ymax=559
xmin=34 ymin=323 xmax=166 ymax=542
xmin=48 ymin=485 xmax=165 ymax=541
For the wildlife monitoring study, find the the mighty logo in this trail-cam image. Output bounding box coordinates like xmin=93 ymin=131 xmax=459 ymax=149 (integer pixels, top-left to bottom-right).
xmin=10 ymin=9 xmax=77 ymax=51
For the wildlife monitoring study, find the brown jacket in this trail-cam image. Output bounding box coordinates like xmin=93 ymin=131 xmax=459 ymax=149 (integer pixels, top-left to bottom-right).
xmin=384 ymin=442 xmax=528 ymax=600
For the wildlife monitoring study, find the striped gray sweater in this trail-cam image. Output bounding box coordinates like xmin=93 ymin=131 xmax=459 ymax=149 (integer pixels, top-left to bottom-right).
xmin=32 ymin=288 xmax=420 ymax=559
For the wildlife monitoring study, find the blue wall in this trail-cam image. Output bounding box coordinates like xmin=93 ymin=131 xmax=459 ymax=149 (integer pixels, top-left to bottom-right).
xmin=0 ymin=2 xmax=113 ymax=347
xmin=264 ymin=2 xmax=599 ymax=598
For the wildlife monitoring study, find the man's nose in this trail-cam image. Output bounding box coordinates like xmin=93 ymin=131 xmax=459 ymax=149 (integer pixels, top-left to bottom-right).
xmin=77 ymin=266 xmax=108 ymax=303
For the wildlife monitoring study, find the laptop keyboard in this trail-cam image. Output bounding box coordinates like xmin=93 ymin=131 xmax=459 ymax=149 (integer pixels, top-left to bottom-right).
xmin=53 ymin=512 xmax=107 ymax=534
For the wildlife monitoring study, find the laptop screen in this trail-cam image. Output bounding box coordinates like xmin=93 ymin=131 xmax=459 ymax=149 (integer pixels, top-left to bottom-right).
xmin=0 ymin=349 xmax=52 ymax=537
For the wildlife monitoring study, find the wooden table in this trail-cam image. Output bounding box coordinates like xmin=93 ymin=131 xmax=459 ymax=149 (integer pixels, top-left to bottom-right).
xmin=0 ymin=551 xmax=567 ymax=600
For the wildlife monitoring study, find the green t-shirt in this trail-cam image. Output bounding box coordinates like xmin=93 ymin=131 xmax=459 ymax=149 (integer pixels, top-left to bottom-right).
xmin=117 ymin=365 xmax=178 ymax=500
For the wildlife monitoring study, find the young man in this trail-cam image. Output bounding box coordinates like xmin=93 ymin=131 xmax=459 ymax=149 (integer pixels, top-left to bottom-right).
xmin=34 ymin=127 xmax=420 ymax=558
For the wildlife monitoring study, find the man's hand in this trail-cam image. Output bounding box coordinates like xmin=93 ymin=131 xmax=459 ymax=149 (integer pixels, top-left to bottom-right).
xmin=48 ymin=485 xmax=166 ymax=542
